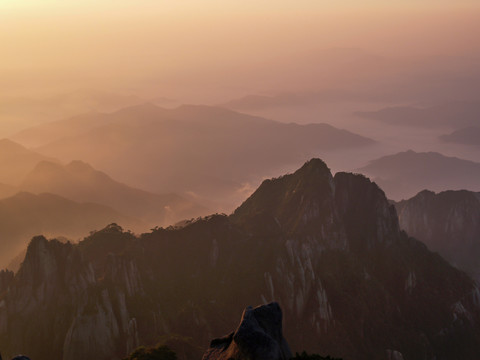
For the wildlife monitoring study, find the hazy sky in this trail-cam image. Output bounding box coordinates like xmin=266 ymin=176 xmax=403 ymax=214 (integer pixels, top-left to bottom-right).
xmin=2 ymin=1 xmax=480 ymax=100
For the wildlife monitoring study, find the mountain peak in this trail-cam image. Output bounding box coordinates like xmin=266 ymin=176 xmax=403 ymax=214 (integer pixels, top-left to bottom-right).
xmin=232 ymin=159 xmax=334 ymax=233
xmin=296 ymin=158 xmax=330 ymax=176
xmin=232 ymin=158 xmax=399 ymax=250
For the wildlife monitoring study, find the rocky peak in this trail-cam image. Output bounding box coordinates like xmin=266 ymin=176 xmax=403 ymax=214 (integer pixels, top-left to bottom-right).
xmin=232 ymin=159 xmax=335 ymax=234
xmin=16 ymin=236 xmax=73 ymax=286
xmin=202 ymin=302 xmax=292 ymax=360
xmin=232 ymin=159 xmax=400 ymax=250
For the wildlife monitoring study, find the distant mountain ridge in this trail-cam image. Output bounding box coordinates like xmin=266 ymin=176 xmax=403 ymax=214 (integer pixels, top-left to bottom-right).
xmin=358 ymin=150 xmax=480 ymax=200
xmin=1 ymin=159 xmax=479 ymax=360
xmin=440 ymin=126 xmax=480 ymax=147
xmin=0 ymin=139 xmax=56 ymax=186
xmin=17 ymin=103 xmax=374 ymax=210
xmin=20 ymin=160 xmax=207 ymax=228
xmin=355 ymin=101 xmax=480 ymax=128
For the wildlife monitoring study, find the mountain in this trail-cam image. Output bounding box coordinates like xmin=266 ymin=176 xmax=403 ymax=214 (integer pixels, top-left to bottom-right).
xmin=1 ymin=159 xmax=480 ymax=360
xmin=0 ymin=89 xmax=144 ymax=136
xmin=10 ymin=111 xmax=113 ymax=148
xmin=222 ymin=90 xmax=363 ymax=111
xmin=0 ymin=191 xmax=141 ymax=269
xmin=20 ymin=160 xmax=207 ymax=228
xmin=355 ymin=101 xmax=480 ymax=129
xmin=11 ymin=101 xmax=173 ymax=148
xmin=395 ymin=190 xmax=480 ymax=281
xmin=0 ymin=139 xmax=56 ymax=186
xmin=28 ymin=103 xmax=374 ymax=210
xmin=440 ymin=126 xmax=480 ymax=147
xmin=358 ymin=150 xmax=480 ymax=200
xmin=0 ymin=183 xmax=16 ymax=200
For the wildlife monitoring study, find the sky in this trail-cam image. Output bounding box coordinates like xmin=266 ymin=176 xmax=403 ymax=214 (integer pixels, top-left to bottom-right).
xmin=1 ymin=0 xmax=480 ymax=100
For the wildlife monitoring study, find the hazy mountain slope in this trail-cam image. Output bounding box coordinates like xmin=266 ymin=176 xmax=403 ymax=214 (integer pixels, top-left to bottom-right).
xmin=222 ymin=90 xmax=363 ymax=111
xmin=1 ymin=159 xmax=480 ymax=360
xmin=358 ymin=150 xmax=480 ymax=200
xmin=10 ymin=111 xmax=113 ymax=148
xmin=20 ymin=160 xmax=207 ymax=227
xmin=0 ymin=183 xmax=16 ymax=199
xmin=0 ymin=89 xmax=144 ymax=136
xmin=440 ymin=126 xmax=480 ymax=147
xmin=355 ymin=101 xmax=480 ymax=129
xmin=395 ymin=190 xmax=480 ymax=281
xmin=32 ymin=104 xmax=374 ymax=209
xmin=10 ymin=102 xmax=171 ymax=148
xmin=0 ymin=139 xmax=56 ymax=185
xmin=0 ymin=192 xmax=141 ymax=268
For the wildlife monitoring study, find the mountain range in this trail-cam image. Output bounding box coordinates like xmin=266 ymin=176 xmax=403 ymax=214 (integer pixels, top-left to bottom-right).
xmin=440 ymin=127 xmax=480 ymax=147
xmin=1 ymin=159 xmax=479 ymax=360
xmin=358 ymin=150 xmax=480 ymax=200
xmin=0 ymin=139 xmax=55 ymax=186
xmin=355 ymin=101 xmax=480 ymax=129
xmin=0 ymin=89 xmax=145 ymax=136
xmin=19 ymin=160 xmax=207 ymax=228
xmin=12 ymin=103 xmax=374 ymax=210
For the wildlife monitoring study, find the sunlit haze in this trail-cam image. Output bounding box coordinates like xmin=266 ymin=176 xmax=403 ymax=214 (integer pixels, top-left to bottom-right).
xmin=2 ymin=1 xmax=480 ymax=101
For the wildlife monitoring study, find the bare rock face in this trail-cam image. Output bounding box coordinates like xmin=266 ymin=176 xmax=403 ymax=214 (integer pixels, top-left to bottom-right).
xmin=202 ymin=302 xmax=292 ymax=360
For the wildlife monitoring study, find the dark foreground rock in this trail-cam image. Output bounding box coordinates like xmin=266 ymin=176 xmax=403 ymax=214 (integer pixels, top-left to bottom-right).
xmin=202 ymin=302 xmax=291 ymax=360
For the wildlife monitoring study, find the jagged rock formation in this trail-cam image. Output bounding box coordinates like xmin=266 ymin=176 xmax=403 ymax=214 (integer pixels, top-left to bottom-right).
xmin=395 ymin=189 xmax=480 ymax=280
xmin=202 ymin=302 xmax=291 ymax=360
xmin=1 ymin=159 xmax=480 ymax=360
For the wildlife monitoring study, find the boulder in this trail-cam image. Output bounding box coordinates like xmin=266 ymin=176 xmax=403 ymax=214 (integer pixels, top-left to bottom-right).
xmin=202 ymin=302 xmax=292 ymax=360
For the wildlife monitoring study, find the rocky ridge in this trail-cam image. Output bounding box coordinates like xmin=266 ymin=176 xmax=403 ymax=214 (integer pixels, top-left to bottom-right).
xmin=0 ymin=159 xmax=479 ymax=360
xmin=395 ymin=189 xmax=480 ymax=280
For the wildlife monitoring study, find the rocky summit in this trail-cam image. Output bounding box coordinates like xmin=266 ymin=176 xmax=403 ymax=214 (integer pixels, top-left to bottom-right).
xmin=1 ymin=159 xmax=480 ymax=360
xmin=202 ymin=302 xmax=291 ymax=360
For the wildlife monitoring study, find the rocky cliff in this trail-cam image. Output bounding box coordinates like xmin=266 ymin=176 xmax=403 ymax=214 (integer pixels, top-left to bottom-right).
xmin=395 ymin=189 xmax=480 ymax=280
xmin=1 ymin=159 xmax=480 ymax=360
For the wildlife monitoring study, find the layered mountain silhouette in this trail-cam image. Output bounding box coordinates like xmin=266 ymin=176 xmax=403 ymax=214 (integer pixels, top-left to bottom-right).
xmin=19 ymin=160 xmax=207 ymax=228
xmin=358 ymin=150 xmax=480 ymax=200
xmin=1 ymin=159 xmax=479 ymax=360
xmin=0 ymin=89 xmax=145 ymax=136
xmin=395 ymin=190 xmax=480 ymax=281
xmin=222 ymin=90 xmax=363 ymax=111
xmin=0 ymin=183 xmax=16 ymax=200
xmin=14 ymin=103 xmax=374 ymax=209
xmin=355 ymin=101 xmax=480 ymax=128
xmin=0 ymin=192 xmax=141 ymax=269
xmin=440 ymin=126 xmax=480 ymax=147
xmin=0 ymin=139 xmax=55 ymax=186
